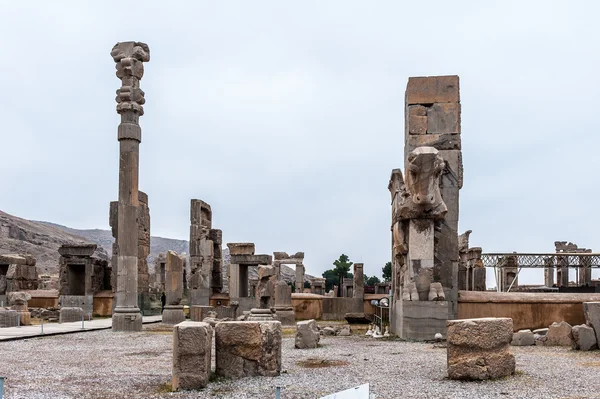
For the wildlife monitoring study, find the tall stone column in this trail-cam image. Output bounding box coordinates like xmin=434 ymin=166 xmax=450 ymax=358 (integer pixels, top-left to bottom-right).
xmin=295 ymin=264 xmax=304 ymax=293
xmin=353 ymin=263 xmax=364 ymax=299
xmin=111 ymin=41 xmax=150 ymax=332
xmin=163 ymin=250 xmax=186 ymax=325
xmin=138 ymin=191 xmax=151 ymax=315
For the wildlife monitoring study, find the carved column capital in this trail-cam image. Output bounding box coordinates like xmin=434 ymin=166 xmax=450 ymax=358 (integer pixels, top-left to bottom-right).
xmin=111 ymin=42 xmax=150 ymax=117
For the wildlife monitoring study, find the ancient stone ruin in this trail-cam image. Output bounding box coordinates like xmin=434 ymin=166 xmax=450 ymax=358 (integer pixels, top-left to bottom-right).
xmin=172 ymin=321 xmax=212 ymax=390
xmin=189 ymin=199 xmax=223 ymax=306
xmin=227 ymin=243 xmax=272 ymax=311
xmin=273 ymin=251 xmax=304 ymax=292
xmin=310 ymin=277 xmax=326 ymax=295
xmin=447 ymin=317 xmax=515 ymax=380
xmin=58 ymin=243 xmax=110 ymax=315
xmin=390 ymin=75 xmax=463 ymax=340
xmin=110 ymin=41 xmax=150 ymax=332
xmin=0 ymin=254 xmax=38 ymax=296
xmin=163 ymin=250 xmax=186 ymax=325
xmin=8 ymin=291 xmax=31 ymax=326
xmin=215 ymin=321 xmax=282 ymax=378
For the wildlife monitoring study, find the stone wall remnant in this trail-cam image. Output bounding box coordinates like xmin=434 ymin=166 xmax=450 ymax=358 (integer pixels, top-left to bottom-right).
xmin=273 ymin=252 xmax=305 ymax=292
xmin=163 ymin=250 xmax=186 ymax=325
xmin=310 ymin=278 xmax=326 ymax=295
xmin=583 ymin=302 xmax=600 ymax=344
xmin=228 ymin=243 xmax=271 ymax=299
xmin=0 ymin=254 xmax=38 ymax=294
xmin=215 ymin=321 xmax=282 ymax=378
xmin=59 ymin=307 xmax=84 ymax=323
xmin=137 ymin=191 xmax=151 ymax=315
xmin=8 ymin=291 xmax=31 ymax=325
xmin=447 ymin=317 xmax=515 ymax=380
xmin=110 ymin=41 xmax=150 ymax=332
xmin=172 ymin=321 xmax=212 ymax=390
xmin=353 ymin=263 xmax=364 ymax=299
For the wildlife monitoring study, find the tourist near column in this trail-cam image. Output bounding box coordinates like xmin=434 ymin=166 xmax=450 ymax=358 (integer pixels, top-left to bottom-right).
xmin=110 ymin=41 xmax=150 ymax=332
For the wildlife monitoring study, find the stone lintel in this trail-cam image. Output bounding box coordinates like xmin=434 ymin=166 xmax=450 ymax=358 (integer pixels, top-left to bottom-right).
xmin=230 ymin=254 xmax=272 ymax=266
xmin=58 ymin=244 xmax=97 ymax=257
xmin=227 ymin=243 xmax=256 ymax=256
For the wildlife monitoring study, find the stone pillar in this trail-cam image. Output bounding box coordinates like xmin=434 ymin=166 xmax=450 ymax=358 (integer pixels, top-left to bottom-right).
xmin=353 ymin=263 xmax=364 ymax=299
xmin=408 ymin=219 xmax=436 ymax=301
xmin=172 ymin=321 xmax=212 ymax=390
xmin=111 ymin=41 xmax=150 ymax=332
xmin=163 ymin=250 xmax=186 ymax=325
xmin=209 ymin=229 xmax=223 ymax=294
xmin=295 ymin=264 xmax=304 ymax=293
xmin=229 ymin=263 xmax=240 ymax=298
xmin=189 ymin=199 xmax=212 ymax=306
xmin=579 ymin=253 xmax=592 ymax=287
xmin=138 ymin=191 xmax=151 ymax=315
xmin=544 ymin=257 xmax=555 ymax=287
xmin=557 ymin=255 xmax=569 ymax=288
xmin=405 ymin=76 xmax=462 ymax=303
xmin=274 ymin=280 xmax=295 ymax=325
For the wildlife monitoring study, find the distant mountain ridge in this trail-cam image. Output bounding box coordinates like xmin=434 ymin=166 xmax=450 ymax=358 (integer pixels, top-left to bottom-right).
xmin=0 ymin=210 xmax=313 ymax=285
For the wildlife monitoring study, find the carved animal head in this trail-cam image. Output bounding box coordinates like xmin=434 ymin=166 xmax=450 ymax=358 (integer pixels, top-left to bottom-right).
xmin=406 ymin=147 xmax=445 ymax=205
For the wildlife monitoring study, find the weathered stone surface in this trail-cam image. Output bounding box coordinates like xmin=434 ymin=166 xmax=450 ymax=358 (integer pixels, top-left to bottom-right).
xmin=215 ymin=321 xmax=282 ymax=378
xmin=338 ymin=325 xmax=351 ymax=336
xmin=227 ymin=243 xmax=255 ymax=256
xmin=322 ymin=326 xmax=336 ymax=336
xmin=60 ymin=307 xmax=84 ymax=323
xmin=447 ymin=318 xmax=515 ymax=380
xmin=545 ymin=321 xmax=573 ymax=346
xmin=0 ymin=309 xmax=20 ymax=327
xmin=583 ymin=302 xmax=600 ymax=344
xmin=409 ymin=115 xmax=427 ymax=135
xmin=427 ymin=103 xmax=460 ymax=134
xmin=571 ymin=324 xmax=597 ymax=351
xmin=511 ymin=329 xmax=535 ymax=346
xmin=406 ymin=75 xmax=459 ymax=105
xmin=533 ymin=328 xmax=548 ymax=336
xmin=295 ymin=319 xmax=320 ymax=349
xmin=406 ymin=133 xmax=461 ymax=151
xmin=163 ymin=305 xmax=186 ymax=325
xmin=172 ymin=321 xmax=212 ymax=391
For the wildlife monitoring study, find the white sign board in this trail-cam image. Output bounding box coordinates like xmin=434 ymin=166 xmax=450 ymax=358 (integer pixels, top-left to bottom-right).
xmin=319 ymin=383 xmax=369 ymax=399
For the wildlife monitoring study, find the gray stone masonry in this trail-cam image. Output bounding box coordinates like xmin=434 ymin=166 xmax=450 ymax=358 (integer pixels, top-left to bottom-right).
xmin=172 ymin=321 xmax=212 ymax=390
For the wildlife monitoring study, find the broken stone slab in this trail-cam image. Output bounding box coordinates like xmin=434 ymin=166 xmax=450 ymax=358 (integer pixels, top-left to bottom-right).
xmin=295 ymin=319 xmax=320 ymax=349
xmin=215 ymin=321 xmax=282 ymax=378
xmin=583 ymin=302 xmax=600 ymax=344
xmin=447 ymin=317 xmax=515 ymax=380
xmin=511 ymin=329 xmax=535 ymax=346
xmin=321 ymin=326 xmax=336 ymax=336
xmin=545 ymin=321 xmax=573 ymax=346
xmin=59 ymin=307 xmax=84 ymax=323
xmin=226 ymin=243 xmax=255 ymax=256
xmin=172 ymin=321 xmax=212 ymax=391
xmin=532 ymin=328 xmax=548 ymax=336
xmin=337 ymin=325 xmax=351 ymax=336
xmin=344 ymin=312 xmax=374 ymax=324
xmin=571 ymin=324 xmax=598 ymax=351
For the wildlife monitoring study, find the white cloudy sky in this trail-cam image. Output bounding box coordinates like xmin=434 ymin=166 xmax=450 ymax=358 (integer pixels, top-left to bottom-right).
xmin=1 ymin=1 xmax=599 ymax=286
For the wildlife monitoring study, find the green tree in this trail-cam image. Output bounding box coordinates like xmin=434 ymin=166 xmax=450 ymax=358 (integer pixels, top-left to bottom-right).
xmin=322 ymin=254 xmax=354 ymax=292
xmin=365 ymin=275 xmax=381 ymax=286
xmin=382 ymin=261 xmax=392 ymax=282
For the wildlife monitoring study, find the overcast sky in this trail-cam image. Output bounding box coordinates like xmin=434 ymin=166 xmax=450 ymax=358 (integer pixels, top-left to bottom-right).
xmin=2 ymin=2 xmax=599 ymax=286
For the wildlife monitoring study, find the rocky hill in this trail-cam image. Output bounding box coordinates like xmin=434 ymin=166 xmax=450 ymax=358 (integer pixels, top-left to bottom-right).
xmin=0 ymin=210 xmax=314 ymax=285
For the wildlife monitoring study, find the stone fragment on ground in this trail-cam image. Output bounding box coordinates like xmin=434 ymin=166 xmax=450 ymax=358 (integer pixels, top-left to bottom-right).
xmin=295 ymin=319 xmax=320 ymax=349
xmin=545 ymin=321 xmax=573 ymax=346
xmin=583 ymin=302 xmax=600 ymax=344
xmin=571 ymin=324 xmax=598 ymax=351
xmin=446 ymin=317 xmax=515 ymax=380
xmin=321 ymin=326 xmax=336 ymax=336
xmin=215 ymin=321 xmax=282 ymax=378
xmin=511 ymin=329 xmax=535 ymax=346
xmin=172 ymin=321 xmax=212 ymax=391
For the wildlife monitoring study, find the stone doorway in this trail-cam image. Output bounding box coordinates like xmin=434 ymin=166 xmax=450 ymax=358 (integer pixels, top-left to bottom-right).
xmin=67 ymin=264 xmax=85 ymax=295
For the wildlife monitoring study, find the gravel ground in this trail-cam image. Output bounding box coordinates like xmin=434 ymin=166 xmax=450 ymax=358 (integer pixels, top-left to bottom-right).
xmin=2 ymin=324 xmax=600 ymax=399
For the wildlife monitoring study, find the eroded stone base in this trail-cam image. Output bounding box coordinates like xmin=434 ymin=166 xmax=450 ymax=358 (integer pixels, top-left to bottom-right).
xmin=112 ymin=309 xmax=143 ymax=332
xmin=163 ymin=306 xmax=186 ymax=325
xmin=274 ymin=308 xmax=296 ymax=325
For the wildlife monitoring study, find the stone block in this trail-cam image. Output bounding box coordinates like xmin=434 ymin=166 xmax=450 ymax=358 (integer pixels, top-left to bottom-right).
xmin=295 ymin=319 xmax=320 ymax=349
xmin=344 ymin=312 xmax=374 ymax=324
xmin=408 ymin=105 xmax=427 ymax=117
xmin=401 ymin=301 xmax=450 ymax=340
xmin=427 ymin=103 xmax=460 ymax=134
xmin=190 ymin=305 xmax=215 ymax=322
xmin=227 ymin=243 xmax=255 ymax=256
xmin=406 ymin=133 xmax=461 ymax=151
xmin=172 ymin=321 xmax=212 ymax=391
xmin=215 ymin=321 xmax=282 ymax=378
xmin=545 ymin=321 xmax=573 ymax=346
xmin=406 ymin=75 xmax=459 ymax=105
xmin=163 ymin=305 xmax=186 ymax=325
xmin=0 ymin=309 xmax=20 ymax=327
xmin=571 ymin=324 xmax=598 ymax=351
xmin=447 ymin=317 xmax=515 ymax=380
xmin=583 ymin=302 xmax=600 ymax=344
xmin=511 ymin=329 xmax=535 ymax=346
xmin=409 ymin=115 xmax=427 ymax=135
xmin=59 ymin=307 xmax=84 ymax=323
